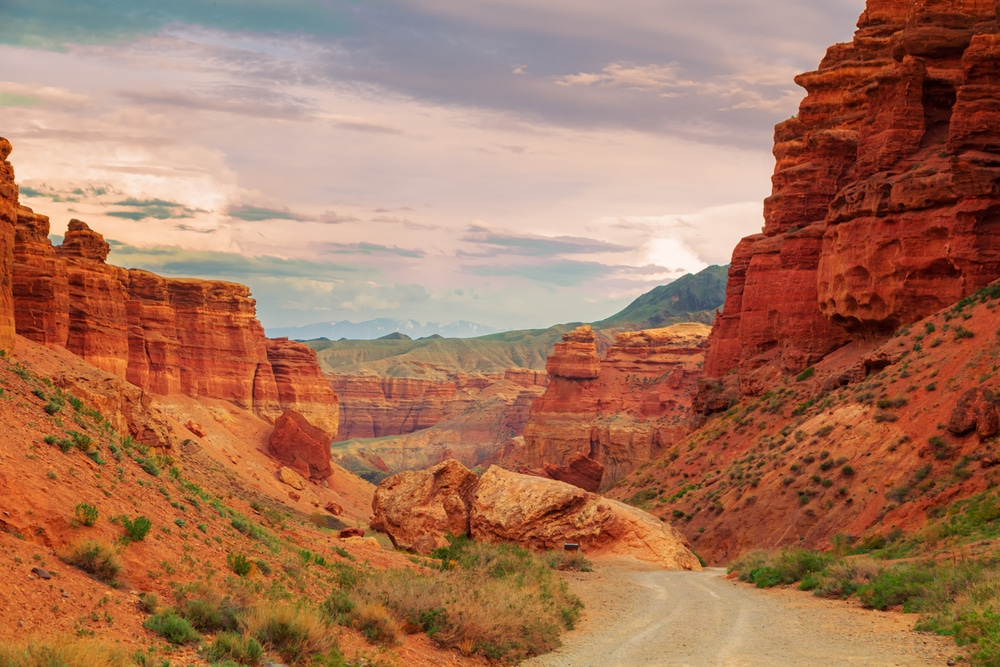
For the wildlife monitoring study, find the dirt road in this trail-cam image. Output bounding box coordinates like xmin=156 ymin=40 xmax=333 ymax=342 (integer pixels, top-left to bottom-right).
xmin=524 ymin=559 xmax=957 ymax=667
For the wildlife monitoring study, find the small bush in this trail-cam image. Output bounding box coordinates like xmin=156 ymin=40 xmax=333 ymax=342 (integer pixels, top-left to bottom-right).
xmin=75 ymin=503 xmax=99 ymax=527
xmin=143 ymin=611 xmax=200 ymax=645
xmin=796 ymin=366 xmax=815 ymax=382
xmin=857 ymin=567 xmax=934 ymax=611
xmin=228 ymin=552 xmax=252 ymax=576
xmin=174 ymin=583 xmax=240 ymax=632
xmin=62 ymin=540 xmax=120 ymax=585
xmin=354 ymin=601 xmax=403 ymax=646
xmin=139 ymin=592 xmax=159 ymax=614
xmin=203 ymin=631 xmax=264 ymax=665
xmin=122 ymin=515 xmax=152 ymax=542
xmin=44 ymin=400 xmax=62 ymax=415
xmin=0 ymin=638 xmax=131 ymax=666
xmin=321 ymin=590 xmax=355 ymax=625
xmin=134 ymin=456 xmax=161 ymax=477
xmin=243 ymin=603 xmax=333 ymax=665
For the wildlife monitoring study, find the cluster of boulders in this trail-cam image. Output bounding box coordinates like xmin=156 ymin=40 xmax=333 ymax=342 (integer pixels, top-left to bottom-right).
xmin=370 ymin=459 xmax=701 ymax=570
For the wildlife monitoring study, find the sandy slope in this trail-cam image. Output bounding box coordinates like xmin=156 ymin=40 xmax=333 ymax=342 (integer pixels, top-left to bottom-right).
xmin=525 ymin=558 xmax=957 ymax=667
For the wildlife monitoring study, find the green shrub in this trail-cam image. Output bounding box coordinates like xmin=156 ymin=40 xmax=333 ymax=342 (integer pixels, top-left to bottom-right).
xmin=857 ymin=567 xmax=934 ymax=611
xmin=228 ymin=552 xmax=252 ymax=576
xmin=122 ymin=515 xmax=152 ymax=542
xmin=75 ymin=503 xmax=99 ymax=527
xmin=44 ymin=400 xmax=62 ymax=415
xmin=203 ymin=631 xmax=264 ymax=665
xmin=143 ymin=611 xmax=200 ymax=644
xmin=243 ymin=603 xmax=333 ymax=665
xmin=795 ymin=366 xmax=815 ymax=382
xmin=134 ymin=456 xmax=161 ymax=477
xmin=321 ymin=590 xmax=355 ymax=625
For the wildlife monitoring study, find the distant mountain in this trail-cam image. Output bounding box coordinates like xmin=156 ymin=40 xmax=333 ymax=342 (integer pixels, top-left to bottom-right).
xmin=594 ymin=264 xmax=728 ymax=331
xmin=266 ymin=318 xmax=498 ymax=341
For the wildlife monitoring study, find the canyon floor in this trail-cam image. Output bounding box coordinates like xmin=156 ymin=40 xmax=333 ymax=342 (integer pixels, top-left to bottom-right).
xmin=525 ymin=558 xmax=958 ymax=667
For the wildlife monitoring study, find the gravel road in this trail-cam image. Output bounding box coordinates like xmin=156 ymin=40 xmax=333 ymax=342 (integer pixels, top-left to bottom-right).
xmin=524 ymin=558 xmax=957 ymax=667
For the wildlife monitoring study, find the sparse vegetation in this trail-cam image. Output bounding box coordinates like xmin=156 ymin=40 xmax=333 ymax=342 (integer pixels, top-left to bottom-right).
xmin=62 ymin=540 xmax=121 ymax=585
xmin=74 ymin=503 xmax=99 ymax=527
xmin=121 ymin=515 xmax=152 ymax=542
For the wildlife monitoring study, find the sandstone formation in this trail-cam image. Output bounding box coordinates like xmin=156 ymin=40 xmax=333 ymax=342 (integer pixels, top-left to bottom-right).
xmin=330 ymin=370 xmax=546 ymax=442
xmin=12 ymin=206 xmax=68 ymax=346
xmin=278 ymin=465 xmax=308 ymax=491
xmin=268 ymin=410 xmax=334 ymax=482
xmin=0 ymin=139 xmax=19 ymax=353
xmin=542 ymin=452 xmax=604 ymax=493
xmin=266 ymin=338 xmax=340 ymax=436
xmin=471 ymin=466 xmax=701 ymax=569
xmin=702 ymin=2 xmax=1000 ymax=400
xmin=514 ymin=323 xmax=710 ymax=489
xmin=370 ymin=459 xmax=479 ymax=553
xmin=0 ymin=143 xmax=339 ymax=446
xmin=948 ymin=384 xmax=999 ymax=438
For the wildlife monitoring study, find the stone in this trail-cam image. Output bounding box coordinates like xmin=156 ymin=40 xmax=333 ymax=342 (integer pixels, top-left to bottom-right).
xmin=266 ymin=338 xmax=340 ymax=437
xmin=338 ymin=527 xmax=365 ymax=539
xmin=184 ymin=421 xmax=206 ymax=438
xmin=543 ymin=452 xmax=604 ymax=493
xmin=30 ymin=567 xmax=51 ymax=580
xmin=288 ymin=491 xmax=301 ymax=501
xmin=278 ymin=466 xmax=307 ymax=491
xmin=948 ymin=385 xmax=1000 ymax=438
xmin=267 ymin=411 xmax=334 ymax=481
xmin=470 ymin=466 xmax=701 ymax=570
xmin=325 ymin=502 xmax=344 ymax=516
xmin=370 ymin=459 xmax=478 ymax=554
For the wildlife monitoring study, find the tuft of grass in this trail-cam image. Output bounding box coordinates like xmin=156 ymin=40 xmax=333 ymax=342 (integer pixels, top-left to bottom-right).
xmin=243 ymin=603 xmax=333 ymax=665
xmin=61 ymin=540 xmax=120 ymax=585
xmin=202 ymin=631 xmax=264 ymax=665
xmin=74 ymin=503 xmax=99 ymax=527
xmin=121 ymin=515 xmax=152 ymax=543
xmin=228 ymin=552 xmax=252 ymax=577
xmin=795 ymin=366 xmax=815 ymax=382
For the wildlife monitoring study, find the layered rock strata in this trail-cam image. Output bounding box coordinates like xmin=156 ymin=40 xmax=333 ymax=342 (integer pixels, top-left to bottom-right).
xmin=515 ymin=323 xmax=710 ymax=489
xmin=0 ymin=139 xmax=338 ymax=438
xmin=331 ymin=370 xmax=546 ymax=442
xmin=371 ymin=460 xmax=701 ymax=570
xmin=0 ymin=139 xmax=18 ymax=352
xmin=268 ymin=410 xmax=335 ymax=482
xmin=702 ymin=1 xmax=1000 ymax=399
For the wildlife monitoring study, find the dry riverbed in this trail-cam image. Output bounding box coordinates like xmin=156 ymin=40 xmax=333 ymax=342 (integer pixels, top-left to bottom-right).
xmin=524 ymin=558 xmax=959 ymax=667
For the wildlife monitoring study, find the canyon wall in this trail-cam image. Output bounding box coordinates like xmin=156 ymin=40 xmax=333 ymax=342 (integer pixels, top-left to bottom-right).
xmin=331 ymin=370 xmax=547 ymax=442
xmin=513 ymin=323 xmax=710 ymax=490
xmin=703 ymin=1 xmax=1000 ymax=398
xmin=0 ymin=139 xmax=18 ymax=353
xmin=0 ymin=142 xmax=338 ymax=437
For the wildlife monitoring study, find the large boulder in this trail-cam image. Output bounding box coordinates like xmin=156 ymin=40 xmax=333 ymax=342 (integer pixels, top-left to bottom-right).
xmin=543 ymin=452 xmax=604 ymax=493
xmin=370 ymin=459 xmax=478 ymax=554
xmin=471 ymin=466 xmax=701 ymax=570
xmin=267 ymin=410 xmax=333 ymax=481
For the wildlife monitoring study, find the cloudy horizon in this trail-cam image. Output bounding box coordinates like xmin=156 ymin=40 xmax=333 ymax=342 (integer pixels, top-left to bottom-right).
xmin=0 ymin=0 xmax=866 ymax=332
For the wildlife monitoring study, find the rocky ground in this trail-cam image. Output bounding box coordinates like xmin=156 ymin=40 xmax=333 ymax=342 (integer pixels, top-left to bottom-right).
xmin=525 ymin=558 xmax=958 ymax=667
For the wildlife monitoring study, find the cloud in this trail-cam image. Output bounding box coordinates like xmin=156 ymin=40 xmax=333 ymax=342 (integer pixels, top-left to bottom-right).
xmin=319 ymin=242 xmax=426 ymax=259
xmin=119 ymin=86 xmax=314 ymax=121
xmin=227 ymin=206 xmax=307 ymax=222
xmin=322 ymin=114 xmax=403 ymax=135
xmin=460 ymin=225 xmax=630 ymax=258
xmin=465 ymin=260 xmax=615 ymax=287
xmin=0 ymin=81 xmax=93 ymax=110
xmin=371 ymin=215 xmax=437 ymax=231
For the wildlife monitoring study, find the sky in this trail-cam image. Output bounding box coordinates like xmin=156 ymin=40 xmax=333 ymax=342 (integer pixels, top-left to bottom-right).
xmin=0 ymin=0 xmax=867 ymax=332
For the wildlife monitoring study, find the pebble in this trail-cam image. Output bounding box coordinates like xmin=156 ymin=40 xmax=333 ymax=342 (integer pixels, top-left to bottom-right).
xmin=30 ymin=567 xmax=51 ymax=580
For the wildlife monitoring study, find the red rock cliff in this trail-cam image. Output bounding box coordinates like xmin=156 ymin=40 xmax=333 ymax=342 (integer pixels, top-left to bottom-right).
xmin=515 ymin=323 xmax=710 ymax=489
xmin=703 ymin=1 xmax=1000 ymax=399
xmin=1 ymin=141 xmax=337 ymax=434
xmin=0 ymin=139 xmax=18 ymax=352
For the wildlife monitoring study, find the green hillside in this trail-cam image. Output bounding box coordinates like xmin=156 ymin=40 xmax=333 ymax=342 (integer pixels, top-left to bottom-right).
xmin=308 ymin=266 xmax=728 ymax=377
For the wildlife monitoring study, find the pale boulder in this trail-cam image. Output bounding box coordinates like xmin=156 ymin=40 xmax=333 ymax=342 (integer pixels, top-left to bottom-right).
xmin=471 ymin=466 xmax=701 ymax=570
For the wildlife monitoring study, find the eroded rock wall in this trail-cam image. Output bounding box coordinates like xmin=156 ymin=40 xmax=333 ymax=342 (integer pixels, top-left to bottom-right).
xmin=0 ymin=139 xmax=19 ymax=353
xmin=515 ymin=323 xmax=709 ymax=489
xmin=702 ymin=1 xmax=1000 ymax=399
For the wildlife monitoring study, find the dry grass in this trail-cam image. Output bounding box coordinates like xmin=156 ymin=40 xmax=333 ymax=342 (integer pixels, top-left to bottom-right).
xmin=60 ymin=539 xmax=121 ymax=585
xmin=0 ymin=637 xmax=131 ymax=666
xmin=243 ymin=602 xmax=333 ymax=665
xmin=343 ymin=537 xmax=583 ymax=661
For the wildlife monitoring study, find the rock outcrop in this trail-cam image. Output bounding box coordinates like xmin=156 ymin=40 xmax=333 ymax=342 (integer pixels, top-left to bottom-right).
xmin=514 ymin=323 xmax=710 ymax=489
xmin=471 ymin=466 xmax=700 ymax=570
xmin=542 ymin=452 xmax=604 ymax=493
xmin=948 ymin=384 xmax=1000 ymax=438
xmin=0 ymin=144 xmax=339 ymax=439
xmin=12 ymin=206 xmax=68 ymax=346
xmin=370 ymin=460 xmax=700 ymax=569
xmin=702 ymin=1 xmax=1000 ymax=399
xmin=0 ymin=139 xmax=19 ymax=353
xmin=268 ymin=410 xmax=335 ymax=482
xmin=266 ymin=338 xmax=340 ymax=437
xmin=370 ymin=459 xmax=479 ymax=553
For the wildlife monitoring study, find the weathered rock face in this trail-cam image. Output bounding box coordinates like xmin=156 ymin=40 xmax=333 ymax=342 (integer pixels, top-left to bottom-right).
xmin=266 ymin=338 xmax=340 ymax=437
xmin=267 ymin=410 xmax=334 ymax=482
xmin=370 ymin=459 xmax=479 ymax=553
xmin=515 ymin=323 xmax=710 ymax=489
xmin=0 ymin=140 xmax=339 ymax=430
xmin=470 ymin=466 xmax=701 ymax=570
xmin=703 ymin=1 xmax=1000 ymax=397
xmin=331 ymin=371 xmax=546 ymax=442
xmin=948 ymin=384 xmax=999 ymax=439
xmin=0 ymin=139 xmax=19 ymax=353
xmin=13 ymin=206 xmax=69 ymax=346
xmin=57 ymin=220 xmax=131 ymax=378
xmin=542 ymin=452 xmax=604 ymax=493
xmin=545 ymin=324 xmax=601 ymax=379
